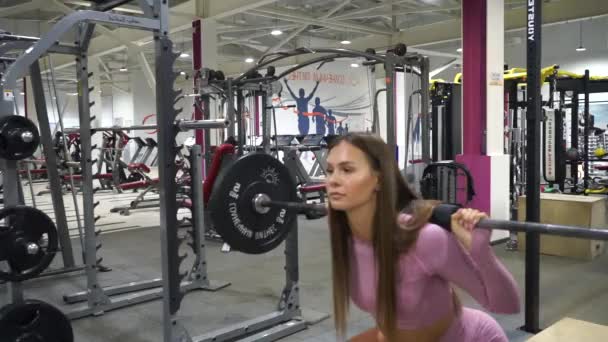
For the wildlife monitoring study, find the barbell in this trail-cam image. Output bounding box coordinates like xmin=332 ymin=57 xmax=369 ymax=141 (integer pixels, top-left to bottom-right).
xmin=209 ymin=153 xmax=608 ymax=254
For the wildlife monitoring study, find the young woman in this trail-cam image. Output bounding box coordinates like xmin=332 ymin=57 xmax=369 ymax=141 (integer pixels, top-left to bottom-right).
xmin=325 ymin=133 xmax=520 ymax=342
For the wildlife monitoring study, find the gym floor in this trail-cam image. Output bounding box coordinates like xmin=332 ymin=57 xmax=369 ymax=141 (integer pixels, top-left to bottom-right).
xmin=2 ymin=185 xmax=608 ymax=341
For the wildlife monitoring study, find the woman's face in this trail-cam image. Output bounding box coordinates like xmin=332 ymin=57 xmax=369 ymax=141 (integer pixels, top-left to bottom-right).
xmin=326 ymin=141 xmax=379 ymax=211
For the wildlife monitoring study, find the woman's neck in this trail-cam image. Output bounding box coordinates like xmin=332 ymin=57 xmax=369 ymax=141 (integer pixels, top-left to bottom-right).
xmin=347 ymin=199 xmax=376 ymax=242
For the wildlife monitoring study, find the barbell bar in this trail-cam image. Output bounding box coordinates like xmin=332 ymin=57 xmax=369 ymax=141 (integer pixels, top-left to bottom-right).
xmin=430 ymin=203 xmax=608 ymax=240
xmin=209 ymin=153 xmax=608 ymax=254
xmin=64 ymin=118 xmax=229 ymax=133
xmin=255 ymin=200 xmax=608 ymax=241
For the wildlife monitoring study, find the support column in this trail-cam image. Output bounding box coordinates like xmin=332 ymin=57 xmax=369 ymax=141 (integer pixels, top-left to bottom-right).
xmin=457 ymin=0 xmax=509 ymax=241
xmin=130 ymin=50 xmax=157 ymax=141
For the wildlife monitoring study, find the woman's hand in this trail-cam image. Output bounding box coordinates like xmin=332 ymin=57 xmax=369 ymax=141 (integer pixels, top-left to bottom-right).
xmin=450 ymin=208 xmax=488 ymax=252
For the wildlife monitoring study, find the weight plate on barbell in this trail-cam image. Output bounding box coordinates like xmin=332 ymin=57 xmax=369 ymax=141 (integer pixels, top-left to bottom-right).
xmin=0 ymin=299 xmax=73 ymax=342
xmin=0 ymin=115 xmax=40 ymax=160
xmin=0 ymin=206 xmax=58 ymax=282
xmin=209 ymin=153 xmax=298 ymax=254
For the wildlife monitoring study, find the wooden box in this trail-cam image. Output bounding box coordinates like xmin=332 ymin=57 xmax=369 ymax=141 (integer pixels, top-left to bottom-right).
xmin=526 ymin=318 xmax=608 ymax=341
xmin=517 ymin=193 xmax=607 ymax=261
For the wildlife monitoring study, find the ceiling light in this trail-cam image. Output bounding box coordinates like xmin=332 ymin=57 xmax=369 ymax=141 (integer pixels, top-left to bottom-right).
xmin=119 ymin=67 xmax=128 ymax=72
xmin=350 ymin=63 xmax=360 ymax=68
xmin=67 ymin=92 xmax=78 ymax=96
xmin=245 ymin=57 xmax=255 ymax=63
xmin=187 ymin=93 xmax=198 ymax=97
xmin=180 ymin=71 xmax=186 ymax=75
xmin=457 ymin=48 xmax=462 ymax=53
xmin=576 ymin=21 xmax=586 ymax=53
xmin=179 ymin=52 xmax=190 ymax=58
xmin=20 ymin=92 xmax=25 ymax=95
xmin=271 ymin=29 xmax=283 ymax=36
xmin=340 ymin=40 xmax=351 ymax=45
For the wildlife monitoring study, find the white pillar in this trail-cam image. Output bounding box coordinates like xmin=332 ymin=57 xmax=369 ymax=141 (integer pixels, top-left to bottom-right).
xmin=486 ymin=0 xmax=510 ymax=238
xmin=201 ymin=19 xmax=218 ymax=70
xmin=130 ymin=50 xmax=157 ymax=140
xmin=197 ymin=18 xmax=220 ymax=145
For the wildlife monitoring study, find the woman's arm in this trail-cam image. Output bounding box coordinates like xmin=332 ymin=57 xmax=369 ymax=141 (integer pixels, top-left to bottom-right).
xmin=413 ymin=223 xmax=521 ymax=314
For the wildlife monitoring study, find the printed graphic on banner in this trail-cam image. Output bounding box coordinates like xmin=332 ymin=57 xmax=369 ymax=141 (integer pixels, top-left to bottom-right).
xmin=270 ymin=61 xmax=372 ymax=136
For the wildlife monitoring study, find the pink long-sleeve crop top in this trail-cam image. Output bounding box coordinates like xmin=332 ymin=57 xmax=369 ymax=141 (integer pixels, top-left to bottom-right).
xmin=349 ymin=221 xmax=521 ymax=329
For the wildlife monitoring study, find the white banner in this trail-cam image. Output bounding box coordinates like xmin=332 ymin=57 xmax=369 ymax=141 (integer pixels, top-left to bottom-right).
xmin=269 ymin=61 xmax=372 ymax=136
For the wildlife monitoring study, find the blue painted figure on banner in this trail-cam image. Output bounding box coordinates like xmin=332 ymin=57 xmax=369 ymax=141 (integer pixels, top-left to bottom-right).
xmin=312 ymin=97 xmax=327 ymax=135
xmin=284 ymin=79 xmax=320 ymax=136
xmin=326 ymin=110 xmax=336 ymax=135
xmin=337 ymin=122 xmax=344 ymax=136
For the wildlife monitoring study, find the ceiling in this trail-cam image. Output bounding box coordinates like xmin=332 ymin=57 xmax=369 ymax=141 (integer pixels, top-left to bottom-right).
xmin=0 ymin=0 xmax=606 ymax=94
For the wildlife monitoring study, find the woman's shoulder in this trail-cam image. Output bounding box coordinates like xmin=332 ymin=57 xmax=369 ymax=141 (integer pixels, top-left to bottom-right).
xmin=398 ymin=213 xmax=449 ymax=242
xmin=399 ymin=213 xmax=451 ymax=257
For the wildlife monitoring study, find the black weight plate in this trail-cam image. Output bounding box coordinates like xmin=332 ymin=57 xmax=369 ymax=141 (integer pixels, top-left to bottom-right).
xmin=0 ymin=115 xmax=40 ymax=160
xmin=0 ymin=206 xmax=58 ymax=282
xmin=208 ymin=153 xmax=298 ymax=254
xmin=0 ymin=299 xmax=73 ymax=342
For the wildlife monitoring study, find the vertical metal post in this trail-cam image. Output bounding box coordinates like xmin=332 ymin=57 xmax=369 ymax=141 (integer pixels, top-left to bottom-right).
xmin=583 ymin=71 xmax=590 ymax=192
xmin=571 ymin=92 xmax=579 ymax=185
xmin=524 ymin=0 xmax=542 ymax=333
xmin=156 ymin=30 xmax=192 ymax=342
xmin=4 ymin=161 xmax=24 ymax=303
xmin=262 ymin=94 xmax=271 ymax=153
xmin=202 ymin=96 xmax=212 ymax=177
xmin=188 ymin=144 xmax=208 ymax=285
xmin=384 ymin=55 xmax=397 ymax=157
xmin=236 ymin=89 xmax=245 ymax=154
xmin=558 ymin=90 xmax=568 ymax=191
xmin=279 ymin=218 xmax=300 ymax=315
xmin=226 ymin=78 xmax=236 ymax=139
xmin=420 ymin=56 xmax=431 ymax=164
xmin=367 ymin=64 xmax=377 ymax=133
xmin=254 ymin=92 xmax=261 ymax=137
xmin=0 ymin=63 xmax=23 ymax=303
xmin=431 ymin=97 xmax=440 ymax=162
xmin=29 ymin=61 xmax=75 ymax=268
xmin=76 ymin=39 xmax=108 ymax=311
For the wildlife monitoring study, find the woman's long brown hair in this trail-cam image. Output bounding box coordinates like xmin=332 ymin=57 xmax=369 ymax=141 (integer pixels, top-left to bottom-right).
xmin=327 ymin=133 xmax=445 ymax=341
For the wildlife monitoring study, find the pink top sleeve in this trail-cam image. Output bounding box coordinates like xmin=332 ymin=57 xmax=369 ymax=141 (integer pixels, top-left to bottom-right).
xmin=414 ymin=224 xmax=521 ymax=314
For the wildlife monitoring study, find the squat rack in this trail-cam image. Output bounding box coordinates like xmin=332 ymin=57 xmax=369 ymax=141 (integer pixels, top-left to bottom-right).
xmin=1 ymin=0 xmax=228 ymax=322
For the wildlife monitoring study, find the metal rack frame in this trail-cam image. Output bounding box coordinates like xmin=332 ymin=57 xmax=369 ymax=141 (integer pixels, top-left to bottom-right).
xmin=1 ymin=0 xmax=229 ymax=321
xmin=200 ymin=46 xmax=431 ymax=164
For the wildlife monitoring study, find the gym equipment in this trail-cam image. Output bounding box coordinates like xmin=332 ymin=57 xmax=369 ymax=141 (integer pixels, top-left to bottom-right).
xmin=0 ymin=206 xmax=58 ymax=282
xmin=556 ymin=71 xmax=608 ymax=193
xmin=430 ymin=82 xmax=462 ymax=161
xmin=0 ymin=299 xmax=73 ymax=342
xmin=0 ymin=115 xmax=40 ymax=160
xmin=420 ymin=161 xmax=475 ymax=205
xmin=299 ymin=134 xmax=328 ymax=177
